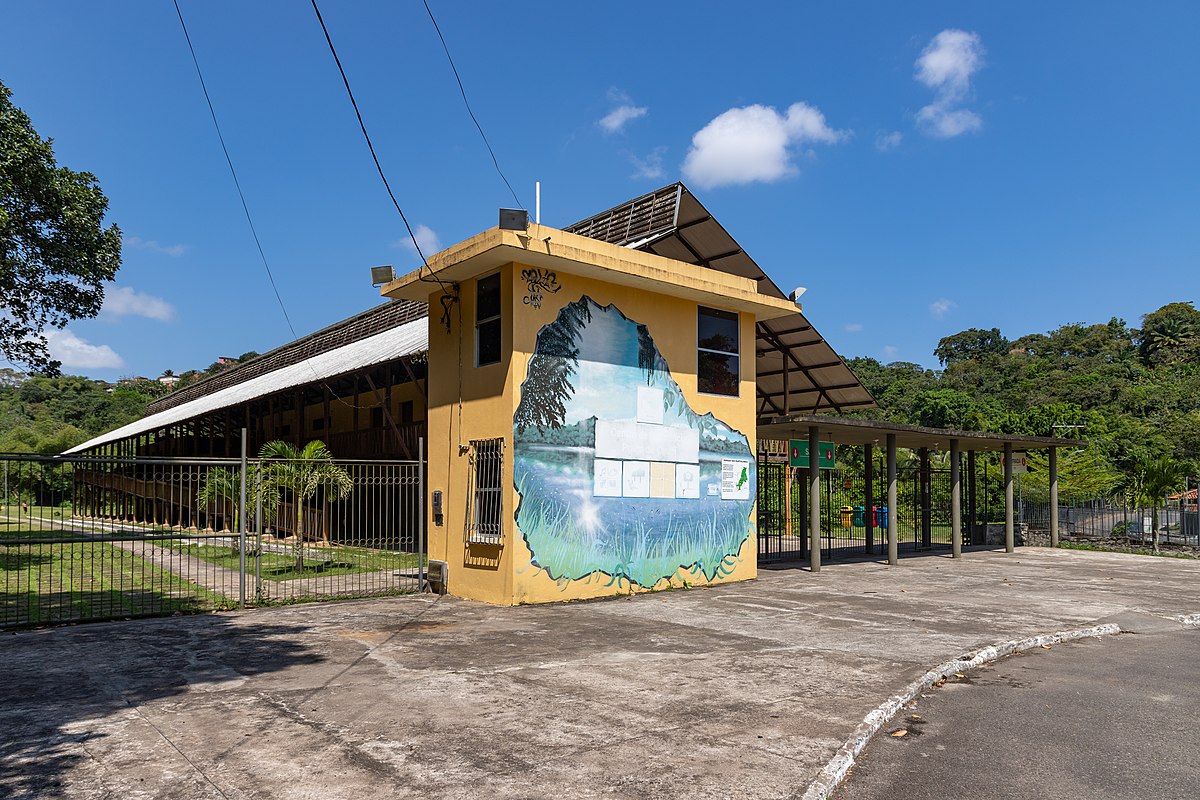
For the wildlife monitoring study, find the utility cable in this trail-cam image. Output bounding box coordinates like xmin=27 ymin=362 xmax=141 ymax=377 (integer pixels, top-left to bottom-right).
xmin=421 ymin=0 xmax=523 ymax=210
xmin=173 ymin=0 xmax=400 ymax=414
xmin=309 ymin=0 xmax=460 ymax=334
xmin=172 ymin=0 xmax=298 ymax=342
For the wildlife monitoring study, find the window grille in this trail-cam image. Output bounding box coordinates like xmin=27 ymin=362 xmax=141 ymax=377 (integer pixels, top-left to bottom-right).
xmin=466 ymin=437 xmax=505 ymax=544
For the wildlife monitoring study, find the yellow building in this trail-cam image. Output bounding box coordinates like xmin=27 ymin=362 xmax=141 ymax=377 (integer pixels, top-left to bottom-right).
xmin=380 ymin=184 xmax=872 ymax=605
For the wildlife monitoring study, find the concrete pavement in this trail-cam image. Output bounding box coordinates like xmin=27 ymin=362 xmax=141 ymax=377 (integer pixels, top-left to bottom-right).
xmin=2 ymin=547 xmax=1199 ymax=799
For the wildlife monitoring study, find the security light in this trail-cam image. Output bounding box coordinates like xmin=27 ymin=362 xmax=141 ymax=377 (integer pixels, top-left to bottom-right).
xmin=790 ymin=287 xmax=807 ymax=304
xmin=370 ymin=265 xmax=396 ymax=286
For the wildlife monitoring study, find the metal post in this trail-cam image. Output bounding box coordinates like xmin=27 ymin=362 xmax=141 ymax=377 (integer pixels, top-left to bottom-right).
xmin=919 ymin=447 xmax=932 ymax=548
xmin=968 ymin=449 xmax=977 ymax=543
xmin=864 ymin=443 xmax=875 ymax=554
xmin=255 ymin=463 xmax=263 ymax=601
xmin=951 ymin=439 xmax=961 ymax=558
xmin=1004 ymin=442 xmax=1015 ymax=553
xmin=887 ymin=433 xmax=898 ymax=566
xmin=1049 ymin=446 xmax=1059 ymax=548
xmin=239 ymin=427 xmax=248 ymax=609
xmin=809 ymin=425 xmax=820 ymax=573
xmin=418 ymin=436 xmax=426 ymax=593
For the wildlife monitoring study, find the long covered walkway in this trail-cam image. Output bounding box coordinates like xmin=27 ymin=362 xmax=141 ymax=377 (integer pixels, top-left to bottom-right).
xmin=757 ymin=414 xmax=1082 ymax=571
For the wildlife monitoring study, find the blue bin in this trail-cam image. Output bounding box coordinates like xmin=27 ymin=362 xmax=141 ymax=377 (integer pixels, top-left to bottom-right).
xmin=873 ymin=505 xmax=889 ymax=529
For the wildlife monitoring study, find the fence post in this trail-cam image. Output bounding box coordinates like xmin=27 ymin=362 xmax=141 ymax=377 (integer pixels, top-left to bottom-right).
xmin=239 ymin=427 xmax=247 ymax=609
xmin=1049 ymin=447 xmax=1059 ymax=547
xmin=255 ymin=462 xmax=263 ymax=602
xmin=418 ymin=436 xmax=426 ymax=593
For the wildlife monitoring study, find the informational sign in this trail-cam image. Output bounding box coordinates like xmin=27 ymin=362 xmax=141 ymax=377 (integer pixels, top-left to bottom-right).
xmin=1003 ymin=451 xmax=1029 ymax=474
xmin=720 ymin=458 xmax=752 ymax=500
xmin=788 ymin=440 xmax=836 ymax=469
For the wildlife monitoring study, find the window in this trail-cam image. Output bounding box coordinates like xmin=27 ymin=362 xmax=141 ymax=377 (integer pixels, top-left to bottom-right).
xmin=400 ymin=400 xmax=414 ymax=425
xmin=466 ymin=437 xmax=504 ymax=544
xmin=311 ymin=417 xmax=325 ymax=431
xmin=476 ymin=272 xmax=502 ymax=366
xmin=370 ymin=407 xmax=384 ymax=429
xmin=698 ymin=306 xmax=739 ymax=396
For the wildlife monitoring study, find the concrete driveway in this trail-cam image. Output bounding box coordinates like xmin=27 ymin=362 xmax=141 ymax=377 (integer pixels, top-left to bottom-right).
xmin=3 ymin=547 xmax=1198 ymax=800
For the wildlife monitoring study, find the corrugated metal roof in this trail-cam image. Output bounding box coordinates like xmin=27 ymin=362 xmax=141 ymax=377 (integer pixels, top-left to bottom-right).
xmin=65 ymin=317 xmax=428 ymax=454
xmin=566 ymin=183 xmax=876 ymax=416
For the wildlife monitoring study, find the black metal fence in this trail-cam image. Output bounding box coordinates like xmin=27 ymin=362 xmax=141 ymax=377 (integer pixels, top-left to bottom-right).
xmin=1 ymin=453 xmax=425 ymax=628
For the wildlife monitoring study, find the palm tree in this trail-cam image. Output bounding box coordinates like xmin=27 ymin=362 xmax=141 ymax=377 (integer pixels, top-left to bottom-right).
xmin=1126 ymin=456 xmax=1187 ymax=551
xmin=196 ymin=466 xmax=281 ymax=544
xmin=259 ymin=440 xmax=354 ymax=571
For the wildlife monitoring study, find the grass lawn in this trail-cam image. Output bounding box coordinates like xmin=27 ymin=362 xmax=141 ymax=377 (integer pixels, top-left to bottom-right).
xmin=1 ymin=529 xmax=234 ymax=627
xmin=170 ymin=539 xmax=423 ymax=580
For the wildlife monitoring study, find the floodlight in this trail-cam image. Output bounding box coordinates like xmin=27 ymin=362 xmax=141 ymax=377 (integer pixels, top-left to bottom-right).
xmin=499 ymin=208 xmax=529 ymax=231
xmin=370 ymin=265 xmax=396 ymax=286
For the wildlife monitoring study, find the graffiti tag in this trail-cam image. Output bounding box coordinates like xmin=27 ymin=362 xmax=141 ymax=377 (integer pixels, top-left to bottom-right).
xmin=521 ymin=269 xmax=561 ymax=309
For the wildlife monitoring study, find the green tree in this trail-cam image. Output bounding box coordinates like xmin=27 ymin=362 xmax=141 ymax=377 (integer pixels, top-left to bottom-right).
xmin=196 ymin=466 xmax=281 ymax=537
xmin=934 ymin=328 xmax=1009 ymax=366
xmin=1138 ymin=302 xmax=1200 ymax=366
xmin=1 ymin=80 xmax=122 ymax=374
xmin=1123 ymin=456 xmax=1187 ymax=552
xmin=259 ymin=440 xmax=353 ymax=570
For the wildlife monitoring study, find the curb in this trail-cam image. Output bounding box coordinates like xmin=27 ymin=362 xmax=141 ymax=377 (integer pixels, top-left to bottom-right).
xmin=799 ymin=623 xmax=1122 ymax=800
xmin=1172 ymin=613 xmax=1200 ymax=627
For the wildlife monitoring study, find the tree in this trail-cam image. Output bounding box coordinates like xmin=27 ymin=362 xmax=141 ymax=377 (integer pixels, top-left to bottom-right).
xmin=1123 ymin=456 xmax=1187 ymax=552
xmin=259 ymin=440 xmax=353 ymax=571
xmin=934 ymin=328 xmax=1009 ymax=366
xmin=1 ymin=80 xmax=122 ymax=374
xmin=1138 ymin=302 xmax=1200 ymax=366
xmin=196 ymin=465 xmax=281 ymax=541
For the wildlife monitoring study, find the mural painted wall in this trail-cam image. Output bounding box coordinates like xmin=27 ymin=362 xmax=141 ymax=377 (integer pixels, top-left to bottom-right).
xmin=514 ymin=296 xmax=756 ymax=590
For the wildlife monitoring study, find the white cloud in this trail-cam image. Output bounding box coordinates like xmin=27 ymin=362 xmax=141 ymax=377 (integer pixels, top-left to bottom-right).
xmin=628 ymin=147 xmax=667 ymax=180
xmin=101 ymin=285 xmax=175 ymax=321
xmin=393 ymin=224 xmax=442 ymax=259
xmin=844 ymin=322 xmax=864 ymax=333
xmin=599 ymin=89 xmax=648 ymax=134
xmin=882 ymin=345 xmax=899 ymax=359
xmin=681 ymin=102 xmax=848 ymax=190
xmin=915 ymin=29 xmax=985 ymax=138
xmin=123 ymin=236 xmax=187 ymax=257
xmin=875 ymin=130 xmax=903 ymax=152
xmin=930 ymin=298 xmax=956 ymax=318
xmin=44 ymin=329 xmax=124 ymax=369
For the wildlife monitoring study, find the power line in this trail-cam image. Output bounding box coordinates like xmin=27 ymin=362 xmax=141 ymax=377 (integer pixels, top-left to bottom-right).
xmin=420 ymin=0 xmax=523 ymax=210
xmin=309 ymin=0 xmax=458 ymax=334
xmin=171 ymin=0 xmax=298 ymax=341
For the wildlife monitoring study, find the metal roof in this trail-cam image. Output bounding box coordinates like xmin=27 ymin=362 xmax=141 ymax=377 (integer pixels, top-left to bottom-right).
xmin=65 ymin=317 xmax=428 ymax=454
xmin=758 ymin=414 xmax=1084 ymax=452
xmin=566 ymin=183 xmax=876 ymax=416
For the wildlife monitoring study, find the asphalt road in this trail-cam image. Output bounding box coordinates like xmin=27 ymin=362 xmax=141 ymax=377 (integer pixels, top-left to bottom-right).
xmin=834 ymin=622 xmax=1200 ymax=800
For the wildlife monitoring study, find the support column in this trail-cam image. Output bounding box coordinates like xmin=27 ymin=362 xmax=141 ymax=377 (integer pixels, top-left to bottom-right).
xmin=809 ymin=425 xmax=821 ymax=573
xmin=864 ymin=443 xmax=875 ymax=555
xmin=1049 ymin=446 xmax=1059 ymax=548
xmin=1004 ymin=442 xmax=1015 ymax=553
xmin=951 ymin=439 xmax=962 ymax=558
xmin=887 ymin=433 xmax=898 ymax=566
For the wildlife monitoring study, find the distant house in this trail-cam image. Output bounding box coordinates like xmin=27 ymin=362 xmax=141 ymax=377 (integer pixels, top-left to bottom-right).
xmin=157 ymin=376 xmax=180 ymax=387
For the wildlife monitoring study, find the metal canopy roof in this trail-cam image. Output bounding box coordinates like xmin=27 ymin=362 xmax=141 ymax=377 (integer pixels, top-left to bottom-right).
xmin=565 ymin=183 xmax=876 ymax=416
xmin=65 ymin=317 xmax=428 ymax=454
xmin=758 ymin=414 xmax=1084 ymax=452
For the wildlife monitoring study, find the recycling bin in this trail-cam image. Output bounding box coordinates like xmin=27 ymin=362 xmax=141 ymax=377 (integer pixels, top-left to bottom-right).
xmin=852 ymin=506 xmax=866 ymax=527
xmin=840 ymin=506 xmax=854 ymax=527
xmin=873 ymin=505 xmax=889 ymax=529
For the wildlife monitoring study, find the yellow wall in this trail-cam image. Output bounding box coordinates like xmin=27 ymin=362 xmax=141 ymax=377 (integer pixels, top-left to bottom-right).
xmin=425 ymin=261 xmax=758 ymax=605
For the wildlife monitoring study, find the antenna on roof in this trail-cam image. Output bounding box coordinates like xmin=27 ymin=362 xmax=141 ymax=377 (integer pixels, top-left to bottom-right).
xmin=535 ymin=181 xmax=541 ymax=224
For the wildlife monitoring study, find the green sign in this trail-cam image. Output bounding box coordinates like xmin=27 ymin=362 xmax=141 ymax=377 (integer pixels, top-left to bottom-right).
xmin=788 ymin=440 xmax=835 ymax=469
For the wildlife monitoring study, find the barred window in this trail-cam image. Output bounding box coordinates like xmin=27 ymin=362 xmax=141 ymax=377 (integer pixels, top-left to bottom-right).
xmin=466 ymin=437 xmax=504 ymax=544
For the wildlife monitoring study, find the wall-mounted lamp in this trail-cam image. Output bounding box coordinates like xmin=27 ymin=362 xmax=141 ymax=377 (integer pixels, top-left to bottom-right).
xmin=499 ymin=208 xmax=529 ymax=231
xmin=370 ymin=265 xmax=396 ymax=286
xmin=789 ymin=287 xmax=807 ymax=305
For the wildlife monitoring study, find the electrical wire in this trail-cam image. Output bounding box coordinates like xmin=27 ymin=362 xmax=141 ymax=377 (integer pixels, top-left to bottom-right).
xmin=172 ymin=0 xmax=298 ymax=341
xmin=173 ymin=0 xmax=405 ymax=414
xmin=420 ymin=0 xmax=523 ymax=210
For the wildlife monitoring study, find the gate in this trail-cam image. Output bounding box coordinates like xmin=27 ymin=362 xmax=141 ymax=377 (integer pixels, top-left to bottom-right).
xmin=756 ymin=445 xmax=958 ymax=565
xmin=1 ymin=453 xmax=426 ymax=628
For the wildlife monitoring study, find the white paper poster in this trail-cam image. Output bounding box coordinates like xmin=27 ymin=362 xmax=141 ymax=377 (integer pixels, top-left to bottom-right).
xmin=720 ymin=458 xmax=751 ymax=501
xmin=593 ymin=459 xmax=623 ymax=497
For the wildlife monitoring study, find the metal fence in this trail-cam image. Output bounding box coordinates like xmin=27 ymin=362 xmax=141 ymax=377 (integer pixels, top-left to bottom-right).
xmin=1022 ymin=496 xmax=1200 ymax=547
xmin=1 ymin=452 xmax=425 ymax=628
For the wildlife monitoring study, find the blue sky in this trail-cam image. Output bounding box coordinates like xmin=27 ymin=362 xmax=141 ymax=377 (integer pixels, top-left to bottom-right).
xmin=3 ymin=1 xmax=1197 ymax=378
